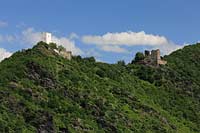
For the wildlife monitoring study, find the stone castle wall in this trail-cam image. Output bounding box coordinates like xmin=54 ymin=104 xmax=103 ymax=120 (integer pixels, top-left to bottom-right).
xmin=143 ymin=49 xmax=167 ymax=66
xmin=59 ymin=51 xmax=72 ymax=60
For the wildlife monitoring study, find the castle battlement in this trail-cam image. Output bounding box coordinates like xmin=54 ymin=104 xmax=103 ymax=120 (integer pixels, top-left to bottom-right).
xmin=143 ymin=49 xmax=167 ymax=66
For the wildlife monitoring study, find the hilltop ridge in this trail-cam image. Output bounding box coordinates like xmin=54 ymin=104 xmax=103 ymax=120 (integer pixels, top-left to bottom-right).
xmin=0 ymin=42 xmax=199 ymax=132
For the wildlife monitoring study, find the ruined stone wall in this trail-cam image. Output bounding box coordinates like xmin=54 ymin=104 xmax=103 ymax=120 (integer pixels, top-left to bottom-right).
xmin=158 ymin=60 xmax=167 ymax=65
xmin=59 ymin=51 xmax=72 ymax=60
xmin=142 ymin=49 xmax=167 ymax=66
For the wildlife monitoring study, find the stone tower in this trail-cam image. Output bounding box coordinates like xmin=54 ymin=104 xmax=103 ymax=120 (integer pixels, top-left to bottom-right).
xmin=151 ymin=49 xmax=161 ymax=64
xmin=141 ymin=49 xmax=167 ymax=66
xmin=150 ymin=49 xmax=167 ymax=65
xmin=41 ymin=32 xmax=72 ymax=60
xmin=42 ymin=32 xmax=52 ymax=44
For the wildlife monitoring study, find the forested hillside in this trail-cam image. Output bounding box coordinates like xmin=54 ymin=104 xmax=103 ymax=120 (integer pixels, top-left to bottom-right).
xmin=0 ymin=42 xmax=199 ymax=132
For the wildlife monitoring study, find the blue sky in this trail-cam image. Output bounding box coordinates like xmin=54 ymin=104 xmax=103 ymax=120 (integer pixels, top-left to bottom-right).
xmin=0 ymin=0 xmax=200 ymax=63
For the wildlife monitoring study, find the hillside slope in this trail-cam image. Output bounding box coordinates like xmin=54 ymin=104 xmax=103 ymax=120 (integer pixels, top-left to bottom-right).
xmin=165 ymin=43 xmax=200 ymax=97
xmin=0 ymin=42 xmax=199 ymax=132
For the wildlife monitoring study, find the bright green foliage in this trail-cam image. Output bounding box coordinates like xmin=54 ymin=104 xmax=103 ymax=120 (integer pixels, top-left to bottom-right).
xmin=0 ymin=41 xmax=199 ymax=132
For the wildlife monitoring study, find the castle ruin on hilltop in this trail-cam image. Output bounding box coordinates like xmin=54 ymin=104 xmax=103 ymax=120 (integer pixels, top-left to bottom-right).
xmin=42 ymin=32 xmax=72 ymax=60
xmin=42 ymin=32 xmax=52 ymax=44
xmin=141 ymin=49 xmax=167 ymax=66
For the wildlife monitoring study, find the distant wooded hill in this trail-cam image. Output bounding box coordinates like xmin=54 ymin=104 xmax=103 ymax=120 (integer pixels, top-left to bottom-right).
xmin=0 ymin=41 xmax=199 ymax=132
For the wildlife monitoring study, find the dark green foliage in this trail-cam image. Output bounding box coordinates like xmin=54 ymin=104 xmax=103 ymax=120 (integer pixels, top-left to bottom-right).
xmin=133 ymin=52 xmax=145 ymax=63
xmin=58 ymin=45 xmax=66 ymax=52
xmin=0 ymin=42 xmax=199 ymax=132
xmin=49 ymin=43 xmax=57 ymax=49
xmin=83 ymin=57 xmax=96 ymax=62
xmin=117 ymin=60 xmax=126 ymax=66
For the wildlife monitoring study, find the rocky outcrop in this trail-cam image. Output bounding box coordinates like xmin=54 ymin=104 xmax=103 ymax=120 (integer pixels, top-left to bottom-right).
xmin=26 ymin=61 xmax=56 ymax=89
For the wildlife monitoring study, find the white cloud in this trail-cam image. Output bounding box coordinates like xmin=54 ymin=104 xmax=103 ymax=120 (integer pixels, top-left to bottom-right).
xmin=0 ymin=21 xmax=8 ymax=28
xmin=84 ymin=49 xmax=101 ymax=57
xmin=69 ymin=33 xmax=79 ymax=40
xmin=21 ymin=28 xmax=82 ymax=55
xmin=101 ymin=45 xmax=128 ymax=53
xmin=82 ymin=31 xmax=182 ymax=54
xmin=82 ymin=31 xmax=168 ymax=46
xmin=152 ymin=42 xmax=183 ymax=55
xmin=52 ymin=36 xmax=82 ymax=55
xmin=0 ymin=48 xmax=12 ymax=62
xmin=21 ymin=28 xmax=42 ymax=45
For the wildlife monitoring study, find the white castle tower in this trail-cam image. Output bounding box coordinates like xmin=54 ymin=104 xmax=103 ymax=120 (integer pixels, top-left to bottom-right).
xmin=41 ymin=32 xmax=72 ymax=60
xmin=42 ymin=32 xmax=52 ymax=44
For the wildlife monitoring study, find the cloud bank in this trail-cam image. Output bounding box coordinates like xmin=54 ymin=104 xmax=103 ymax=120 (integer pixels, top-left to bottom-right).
xmin=83 ymin=31 xmax=168 ymax=46
xmin=0 ymin=48 xmax=12 ymax=62
xmin=82 ymin=31 xmax=182 ymax=55
xmin=101 ymin=45 xmax=128 ymax=53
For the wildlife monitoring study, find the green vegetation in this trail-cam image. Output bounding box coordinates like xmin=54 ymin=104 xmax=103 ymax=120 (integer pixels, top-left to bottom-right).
xmin=0 ymin=41 xmax=199 ymax=132
xmin=132 ymin=52 xmax=145 ymax=63
xmin=58 ymin=45 xmax=66 ymax=52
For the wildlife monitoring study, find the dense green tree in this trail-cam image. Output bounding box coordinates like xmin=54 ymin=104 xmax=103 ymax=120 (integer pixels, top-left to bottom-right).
xmin=117 ymin=60 xmax=126 ymax=66
xmin=58 ymin=45 xmax=66 ymax=52
xmin=49 ymin=43 xmax=57 ymax=49
xmin=83 ymin=57 xmax=96 ymax=62
xmin=133 ymin=52 xmax=145 ymax=63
